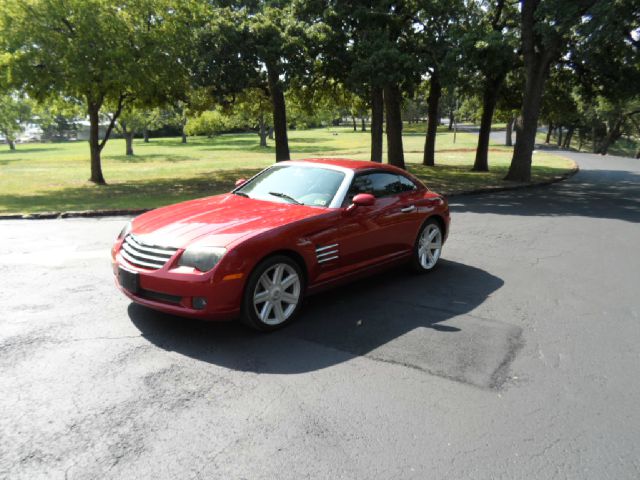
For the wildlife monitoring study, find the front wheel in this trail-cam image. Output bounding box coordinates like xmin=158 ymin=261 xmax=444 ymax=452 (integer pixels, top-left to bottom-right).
xmin=411 ymin=219 xmax=443 ymax=272
xmin=241 ymin=255 xmax=304 ymax=331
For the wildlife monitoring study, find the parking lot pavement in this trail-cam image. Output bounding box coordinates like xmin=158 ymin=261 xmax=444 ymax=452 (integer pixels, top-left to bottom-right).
xmin=1 ymin=152 xmax=639 ymax=479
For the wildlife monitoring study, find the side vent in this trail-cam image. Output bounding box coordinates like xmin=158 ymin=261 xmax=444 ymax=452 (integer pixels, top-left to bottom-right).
xmin=316 ymin=244 xmax=339 ymax=264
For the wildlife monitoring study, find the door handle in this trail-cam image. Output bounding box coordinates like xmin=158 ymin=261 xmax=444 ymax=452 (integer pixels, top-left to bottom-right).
xmin=400 ymin=205 xmax=416 ymax=213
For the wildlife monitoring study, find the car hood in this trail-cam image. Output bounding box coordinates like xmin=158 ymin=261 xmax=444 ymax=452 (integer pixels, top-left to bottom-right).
xmin=131 ymin=194 xmax=328 ymax=248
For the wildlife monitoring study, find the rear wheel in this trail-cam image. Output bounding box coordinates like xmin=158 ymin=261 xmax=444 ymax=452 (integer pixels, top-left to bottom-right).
xmin=411 ymin=219 xmax=443 ymax=272
xmin=241 ymin=255 xmax=304 ymax=331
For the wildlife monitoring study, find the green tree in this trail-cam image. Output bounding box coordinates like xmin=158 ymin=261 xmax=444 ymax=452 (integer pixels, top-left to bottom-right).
xmin=0 ymin=92 xmax=31 ymax=150
xmin=194 ymin=2 xmax=312 ymax=162
xmin=140 ymin=109 xmax=162 ymax=143
xmin=540 ymin=67 xmax=581 ymax=148
xmin=568 ymin=0 xmax=640 ymax=154
xmin=228 ymin=88 xmax=273 ymax=147
xmin=505 ymin=0 xmax=600 ymax=182
xmin=0 ymin=0 xmax=193 ymax=183
xmin=494 ymin=70 xmax=525 ymax=146
xmin=115 ymin=107 xmax=162 ymax=156
xmin=312 ymin=1 xmax=386 ymax=161
xmin=466 ymin=0 xmax=519 ymax=171
xmin=415 ymin=0 xmax=467 ymax=167
xmin=310 ymin=1 xmax=424 ymax=168
xmin=32 ymin=98 xmax=84 ymax=141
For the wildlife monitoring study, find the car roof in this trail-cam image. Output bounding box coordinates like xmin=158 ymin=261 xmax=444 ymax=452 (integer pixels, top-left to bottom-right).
xmin=289 ymin=158 xmax=406 ymax=173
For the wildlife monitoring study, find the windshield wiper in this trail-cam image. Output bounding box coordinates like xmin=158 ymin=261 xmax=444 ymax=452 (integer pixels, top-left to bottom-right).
xmin=234 ymin=191 xmax=250 ymax=198
xmin=268 ymin=191 xmax=302 ymax=205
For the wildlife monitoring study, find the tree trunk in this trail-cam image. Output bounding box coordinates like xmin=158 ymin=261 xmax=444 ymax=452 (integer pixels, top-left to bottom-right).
xmin=143 ymin=127 xmax=150 ymax=143
xmin=577 ymin=129 xmax=584 ymax=150
xmin=505 ymin=76 xmax=546 ymax=181
xmin=423 ymin=72 xmax=442 ymax=166
xmin=7 ymin=139 xmax=16 ymax=151
xmin=448 ymin=111 xmax=454 ymax=131
xmin=598 ymin=119 xmax=623 ymax=155
xmin=125 ymin=132 xmax=134 ymax=156
xmin=361 ymin=117 xmax=366 ymax=132
xmin=505 ymin=55 xmax=550 ymax=181
xmin=258 ymin=113 xmax=268 ymax=147
xmin=563 ymin=126 xmax=574 ymax=148
xmin=545 ymin=123 xmax=553 ymax=143
xmin=351 ymin=115 xmax=357 ymax=131
xmin=473 ymin=75 xmax=503 ymax=172
xmin=266 ymin=63 xmax=290 ymax=162
xmin=181 ymin=122 xmax=187 ymax=144
xmin=88 ymin=104 xmax=106 ymax=185
xmin=268 ymin=126 xmax=274 ymax=140
xmin=557 ymin=125 xmax=563 ymax=147
xmin=592 ymin=125 xmax=598 ymax=153
xmin=506 ymin=116 xmax=514 ymax=146
xmin=506 ymin=0 xmax=594 ymax=181
xmin=384 ymin=83 xmax=405 ymax=169
xmin=370 ymin=87 xmax=384 ymax=163
xmin=505 ymin=0 xmax=564 ymax=182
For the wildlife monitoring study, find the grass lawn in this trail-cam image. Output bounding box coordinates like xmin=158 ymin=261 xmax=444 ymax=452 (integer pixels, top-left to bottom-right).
xmin=0 ymin=125 xmax=574 ymax=214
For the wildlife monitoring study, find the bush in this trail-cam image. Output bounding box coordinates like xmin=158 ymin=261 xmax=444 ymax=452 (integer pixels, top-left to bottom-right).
xmin=185 ymin=110 xmax=233 ymax=137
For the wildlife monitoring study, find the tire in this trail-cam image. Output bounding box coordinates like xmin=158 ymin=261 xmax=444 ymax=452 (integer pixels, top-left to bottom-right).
xmin=411 ymin=218 xmax=443 ymax=273
xmin=241 ymin=255 xmax=305 ymax=331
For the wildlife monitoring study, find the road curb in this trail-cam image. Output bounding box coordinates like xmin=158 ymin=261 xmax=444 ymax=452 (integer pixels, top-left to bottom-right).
xmin=0 ymin=161 xmax=579 ymax=220
xmin=0 ymin=208 xmax=151 ymax=220
xmin=446 ymin=160 xmax=579 ymax=198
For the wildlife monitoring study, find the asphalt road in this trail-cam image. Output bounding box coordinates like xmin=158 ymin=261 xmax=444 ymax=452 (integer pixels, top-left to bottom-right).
xmin=1 ymin=149 xmax=639 ymax=479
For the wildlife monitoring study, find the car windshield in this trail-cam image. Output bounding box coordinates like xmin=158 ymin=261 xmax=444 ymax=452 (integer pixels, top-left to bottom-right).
xmin=235 ymin=165 xmax=345 ymax=208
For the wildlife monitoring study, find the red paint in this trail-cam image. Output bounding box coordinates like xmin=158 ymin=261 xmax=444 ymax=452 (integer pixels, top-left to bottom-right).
xmin=112 ymin=159 xmax=450 ymax=320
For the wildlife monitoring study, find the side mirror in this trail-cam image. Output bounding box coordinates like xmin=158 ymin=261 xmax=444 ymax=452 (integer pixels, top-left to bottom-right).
xmin=235 ymin=178 xmax=247 ymax=187
xmin=351 ymin=193 xmax=375 ymax=207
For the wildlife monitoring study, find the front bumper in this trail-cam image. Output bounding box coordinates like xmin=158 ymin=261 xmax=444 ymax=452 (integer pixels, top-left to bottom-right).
xmin=112 ymin=253 xmax=244 ymax=321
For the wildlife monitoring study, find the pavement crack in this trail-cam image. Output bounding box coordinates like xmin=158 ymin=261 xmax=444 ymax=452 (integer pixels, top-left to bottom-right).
xmin=529 ymin=250 xmax=571 ymax=266
xmin=385 ymin=299 xmax=500 ymax=324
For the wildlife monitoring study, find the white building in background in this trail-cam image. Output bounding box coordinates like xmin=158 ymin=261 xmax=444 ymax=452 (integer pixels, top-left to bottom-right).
xmin=0 ymin=123 xmax=43 ymax=143
xmin=1 ymin=118 xmax=113 ymax=144
xmin=19 ymin=123 xmax=44 ymax=142
xmin=73 ymin=119 xmax=113 ymax=141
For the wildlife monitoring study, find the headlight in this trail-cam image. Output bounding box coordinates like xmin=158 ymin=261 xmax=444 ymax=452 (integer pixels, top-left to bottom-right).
xmin=178 ymin=246 xmax=227 ymax=272
xmin=117 ymin=221 xmax=132 ymax=240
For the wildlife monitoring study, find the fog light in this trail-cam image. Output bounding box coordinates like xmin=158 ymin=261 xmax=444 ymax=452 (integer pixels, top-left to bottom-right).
xmin=193 ymin=297 xmax=207 ymax=310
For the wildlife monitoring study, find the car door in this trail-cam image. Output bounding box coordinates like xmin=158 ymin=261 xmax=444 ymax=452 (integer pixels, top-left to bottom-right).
xmin=386 ymin=174 xmax=428 ymax=250
xmin=334 ymin=171 xmax=423 ymax=270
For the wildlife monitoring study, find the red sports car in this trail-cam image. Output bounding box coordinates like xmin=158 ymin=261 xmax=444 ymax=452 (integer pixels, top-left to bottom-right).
xmin=112 ymin=158 xmax=450 ymax=330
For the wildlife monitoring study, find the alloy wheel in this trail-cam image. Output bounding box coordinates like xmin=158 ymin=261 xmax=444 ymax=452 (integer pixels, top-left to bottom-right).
xmin=252 ymin=263 xmax=301 ymax=326
xmin=418 ymin=223 xmax=442 ymax=270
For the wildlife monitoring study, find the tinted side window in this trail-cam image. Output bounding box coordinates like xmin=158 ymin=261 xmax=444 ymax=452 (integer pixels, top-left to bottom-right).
xmin=397 ymin=174 xmax=418 ymax=192
xmin=348 ymin=172 xmax=416 ymax=199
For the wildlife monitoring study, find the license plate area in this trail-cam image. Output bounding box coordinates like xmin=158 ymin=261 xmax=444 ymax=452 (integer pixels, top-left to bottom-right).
xmin=118 ymin=267 xmax=139 ymax=294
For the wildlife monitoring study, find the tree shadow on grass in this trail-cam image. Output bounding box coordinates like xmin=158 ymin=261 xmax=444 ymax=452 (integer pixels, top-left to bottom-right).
xmin=407 ymin=163 xmax=571 ymax=196
xmin=288 ymin=136 xmax=332 ymax=144
xmin=126 ymin=260 xmax=519 ymax=389
xmin=0 ymin=146 xmax=58 ymax=155
xmin=196 ymin=140 xmax=348 ymax=155
xmin=0 ymin=147 xmax=58 ymax=165
xmin=108 ymin=154 xmax=196 ymax=164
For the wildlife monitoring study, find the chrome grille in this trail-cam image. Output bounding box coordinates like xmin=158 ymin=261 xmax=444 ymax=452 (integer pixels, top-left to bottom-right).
xmin=316 ymin=243 xmax=339 ymax=264
xmin=120 ymin=234 xmax=178 ymax=270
